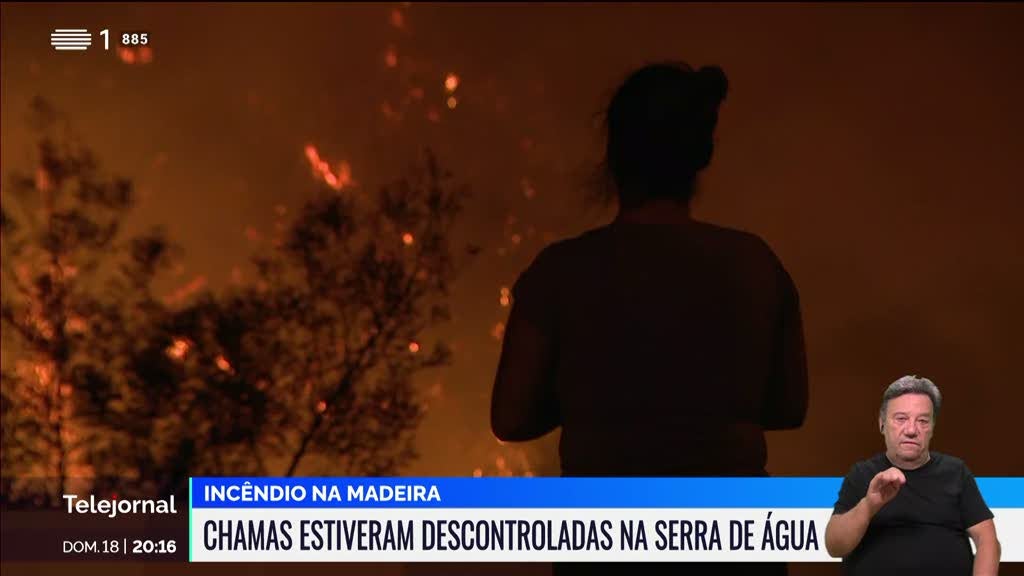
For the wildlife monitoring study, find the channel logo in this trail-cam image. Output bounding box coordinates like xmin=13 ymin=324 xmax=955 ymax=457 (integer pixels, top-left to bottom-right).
xmin=50 ymin=29 xmax=92 ymax=51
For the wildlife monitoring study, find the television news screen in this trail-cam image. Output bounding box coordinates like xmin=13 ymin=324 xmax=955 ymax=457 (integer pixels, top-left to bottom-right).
xmin=1 ymin=2 xmax=1022 ymax=575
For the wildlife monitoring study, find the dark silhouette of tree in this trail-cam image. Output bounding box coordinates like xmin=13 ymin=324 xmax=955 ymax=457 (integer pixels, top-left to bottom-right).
xmin=1 ymin=97 xmax=175 ymax=504
xmin=91 ymin=153 xmax=467 ymax=495
xmin=190 ymin=150 xmax=467 ymax=478
xmin=3 ymin=99 xmax=469 ymax=503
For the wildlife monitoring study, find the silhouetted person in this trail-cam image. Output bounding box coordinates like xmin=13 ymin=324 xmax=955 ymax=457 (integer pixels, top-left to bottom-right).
xmin=491 ymin=62 xmax=808 ymax=575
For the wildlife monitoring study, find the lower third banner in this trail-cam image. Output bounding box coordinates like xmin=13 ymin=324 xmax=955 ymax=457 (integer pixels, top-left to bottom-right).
xmin=188 ymin=477 xmax=1022 ymax=562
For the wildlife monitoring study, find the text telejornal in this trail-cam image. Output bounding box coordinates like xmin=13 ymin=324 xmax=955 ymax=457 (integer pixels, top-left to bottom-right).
xmin=63 ymin=494 xmax=178 ymax=519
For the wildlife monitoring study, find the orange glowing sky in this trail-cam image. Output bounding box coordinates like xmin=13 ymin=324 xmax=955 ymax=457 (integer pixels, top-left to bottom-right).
xmin=2 ymin=3 xmax=1024 ymax=483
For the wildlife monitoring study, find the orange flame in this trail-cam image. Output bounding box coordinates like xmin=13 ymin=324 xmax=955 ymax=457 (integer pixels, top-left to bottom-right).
xmin=491 ymin=322 xmax=505 ymax=340
xmin=166 ymin=338 xmax=190 ymax=361
xmin=36 ymin=319 xmax=55 ymax=339
xmin=389 ymin=9 xmax=405 ymax=29
xmin=117 ymin=46 xmax=153 ymax=65
xmin=381 ymin=101 xmax=399 ymax=121
xmin=35 ymin=168 xmax=51 ymax=192
xmin=34 ymin=363 xmax=54 ymax=387
xmin=65 ymin=316 xmax=88 ymax=334
xmin=304 ymin=144 xmax=354 ymax=190
xmin=117 ymin=46 xmax=136 ymax=64
xmin=482 ymin=447 xmax=535 ymax=477
xmin=215 ymin=355 xmax=232 ymax=373
xmin=444 ymin=73 xmax=459 ymax=93
xmin=164 ymin=275 xmax=208 ymax=305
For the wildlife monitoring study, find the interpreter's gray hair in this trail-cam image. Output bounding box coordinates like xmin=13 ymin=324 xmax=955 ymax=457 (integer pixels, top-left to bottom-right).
xmin=879 ymin=375 xmax=942 ymax=423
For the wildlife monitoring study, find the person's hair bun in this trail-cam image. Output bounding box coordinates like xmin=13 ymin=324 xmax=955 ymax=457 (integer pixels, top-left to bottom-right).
xmin=696 ymin=65 xmax=729 ymax=106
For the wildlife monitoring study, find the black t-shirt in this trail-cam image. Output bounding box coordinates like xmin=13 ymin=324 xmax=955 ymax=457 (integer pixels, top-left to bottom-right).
xmin=495 ymin=221 xmax=808 ymax=476
xmin=833 ymin=452 xmax=994 ymax=576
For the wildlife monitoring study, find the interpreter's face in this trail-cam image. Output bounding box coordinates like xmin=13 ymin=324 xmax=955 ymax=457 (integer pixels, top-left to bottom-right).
xmin=881 ymin=393 xmax=934 ymax=465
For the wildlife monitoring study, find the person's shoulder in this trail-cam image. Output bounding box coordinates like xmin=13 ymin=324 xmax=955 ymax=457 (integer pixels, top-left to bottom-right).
xmin=930 ymin=452 xmax=971 ymax=474
xmin=532 ymin=224 xmax=636 ymax=265
xmin=693 ymin=221 xmax=769 ymax=246
xmin=699 ymin=223 xmax=799 ymax=292
xmin=515 ymin=228 xmax=600 ymax=285
xmin=931 ymin=451 xmax=962 ymax=465
xmin=696 ymin=222 xmax=787 ymax=266
xmin=527 ymin=228 xmax=597 ymax=264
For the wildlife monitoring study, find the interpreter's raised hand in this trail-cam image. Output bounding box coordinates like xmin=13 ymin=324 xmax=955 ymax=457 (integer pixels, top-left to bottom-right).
xmin=865 ymin=467 xmax=905 ymax=515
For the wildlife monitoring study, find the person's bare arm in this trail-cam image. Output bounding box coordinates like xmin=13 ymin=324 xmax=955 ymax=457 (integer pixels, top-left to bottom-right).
xmin=968 ymin=519 xmax=1000 ymax=576
xmin=490 ymin=300 xmax=559 ymax=442
xmin=825 ymin=467 xmax=905 ymax=557
xmin=825 ymin=498 xmax=875 ymax=558
xmin=762 ymin=266 xmax=807 ymax=430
